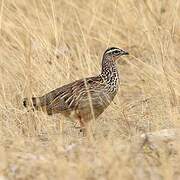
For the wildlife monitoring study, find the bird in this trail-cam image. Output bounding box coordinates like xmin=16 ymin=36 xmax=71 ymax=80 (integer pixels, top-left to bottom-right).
xmin=23 ymin=47 xmax=129 ymax=136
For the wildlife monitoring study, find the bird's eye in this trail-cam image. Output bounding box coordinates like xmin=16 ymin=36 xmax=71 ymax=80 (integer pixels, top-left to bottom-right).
xmin=113 ymin=50 xmax=120 ymax=55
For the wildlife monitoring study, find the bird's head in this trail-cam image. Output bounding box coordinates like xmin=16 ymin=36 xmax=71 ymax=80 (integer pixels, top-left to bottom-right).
xmin=103 ymin=47 xmax=129 ymax=61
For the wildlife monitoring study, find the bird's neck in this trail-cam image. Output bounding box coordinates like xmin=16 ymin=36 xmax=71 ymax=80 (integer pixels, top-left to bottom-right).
xmin=101 ymin=56 xmax=119 ymax=91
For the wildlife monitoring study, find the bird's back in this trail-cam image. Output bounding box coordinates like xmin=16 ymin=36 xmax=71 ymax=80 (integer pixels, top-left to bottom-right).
xmin=31 ymin=75 xmax=117 ymax=118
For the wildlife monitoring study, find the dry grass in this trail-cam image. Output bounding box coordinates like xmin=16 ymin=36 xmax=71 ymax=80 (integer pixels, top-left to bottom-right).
xmin=0 ymin=0 xmax=180 ymax=179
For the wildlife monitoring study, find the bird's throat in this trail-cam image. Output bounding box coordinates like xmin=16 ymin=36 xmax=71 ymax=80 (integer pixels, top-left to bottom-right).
xmin=101 ymin=58 xmax=119 ymax=91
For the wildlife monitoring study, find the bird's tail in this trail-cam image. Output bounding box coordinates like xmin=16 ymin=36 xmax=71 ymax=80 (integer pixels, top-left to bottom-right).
xmin=23 ymin=97 xmax=41 ymax=110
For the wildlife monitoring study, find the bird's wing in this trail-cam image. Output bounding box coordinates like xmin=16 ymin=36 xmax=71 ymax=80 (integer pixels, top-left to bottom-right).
xmin=45 ymin=76 xmax=107 ymax=112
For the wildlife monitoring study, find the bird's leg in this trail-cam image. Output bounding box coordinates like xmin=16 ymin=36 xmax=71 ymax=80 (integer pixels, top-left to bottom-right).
xmin=78 ymin=117 xmax=94 ymax=143
xmin=78 ymin=117 xmax=87 ymax=136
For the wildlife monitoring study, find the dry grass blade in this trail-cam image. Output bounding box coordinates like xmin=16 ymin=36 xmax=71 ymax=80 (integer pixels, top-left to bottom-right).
xmin=0 ymin=0 xmax=180 ymax=179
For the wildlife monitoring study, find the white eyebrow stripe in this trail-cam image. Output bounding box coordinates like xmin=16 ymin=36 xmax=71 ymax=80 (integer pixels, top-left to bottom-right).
xmin=105 ymin=48 xmax=120 ymax=54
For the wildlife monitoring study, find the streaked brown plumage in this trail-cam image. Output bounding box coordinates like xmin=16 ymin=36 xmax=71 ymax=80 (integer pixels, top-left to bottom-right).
xmin=23 ymin=47 xmax=129 ymax=136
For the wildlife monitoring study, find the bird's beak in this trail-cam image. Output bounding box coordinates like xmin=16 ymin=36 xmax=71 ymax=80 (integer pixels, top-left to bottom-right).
xmin=122 ymin=51 xmax=129 ymax=56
